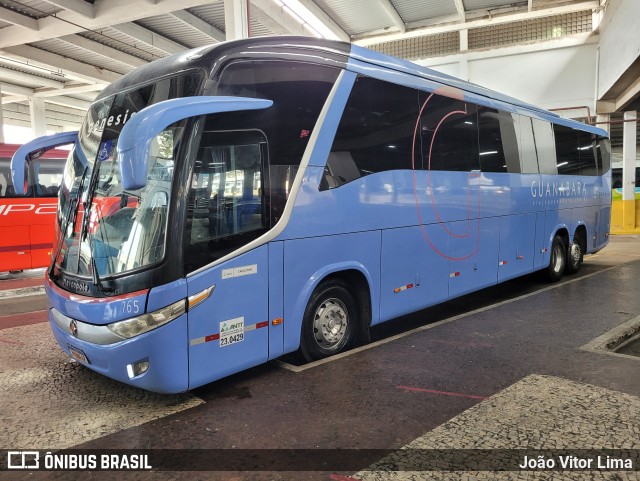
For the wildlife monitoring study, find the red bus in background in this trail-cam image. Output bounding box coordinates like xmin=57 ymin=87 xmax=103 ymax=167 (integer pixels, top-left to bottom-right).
xmin=0 ymin=143 xmax=68 ymax=272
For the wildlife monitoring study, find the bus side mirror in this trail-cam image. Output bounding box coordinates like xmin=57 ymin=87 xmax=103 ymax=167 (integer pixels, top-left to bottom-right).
xmin=117 ymin=96 xmax=273 ymax=191
xmin=10 ymin=131 xmax=79 ymax=195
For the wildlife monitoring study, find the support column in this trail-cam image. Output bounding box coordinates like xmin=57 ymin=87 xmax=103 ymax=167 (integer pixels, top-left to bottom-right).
xmin=459 ymin=30 xmax=469 ymax=81
xmin=29 ymin=97 xmax=46 ymax=138
xmin=224 ymin=0 xmax=250 ymax=41
xmin=596 ymin=114 xmax=610 ymax=135
xmin=622 ymin=110 xmax=637 ymax=231
xmin=0 ymin=84 xmax=5 ymax=143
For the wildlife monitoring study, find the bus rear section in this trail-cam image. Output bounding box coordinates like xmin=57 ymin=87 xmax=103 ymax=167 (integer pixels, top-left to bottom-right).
xmin=0 ymin=144 xmax=67 ymax=272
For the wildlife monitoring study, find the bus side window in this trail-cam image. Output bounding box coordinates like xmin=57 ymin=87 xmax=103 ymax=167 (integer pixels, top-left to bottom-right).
xmin=31 ymin=159 xmax=65 ymax=197
xmin=184 ymin=129 xmax=269 ymax=273
xmin=513 ymin=114 xmax=539 ymax=174
xmin=597 ymin=137 xmax=611 ymax=176
xmin=579 ymin=132 xmax=598 ymax=176
xmin=322 ymin=75 xmax=419 ymax=190
xmin=0 ymin=160 xmax=9 ymax=197
xmin=477 ymin=107 xmax=520 ymax=173
xmin=532 ymin=119 xmax=557 ymax=175
xmin=419 ymin=93 xmax=479 ymax=172
xmin=553 ymin=124 xmax=598 ymax=176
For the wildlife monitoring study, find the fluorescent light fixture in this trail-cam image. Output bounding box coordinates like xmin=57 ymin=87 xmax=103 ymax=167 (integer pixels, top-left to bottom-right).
xmin=557 ymin=161 xmax=568 ymax=167
xmin=274 ymin=0 xmax=341 ymax=40
xmin=479 ymin=151 xmax=498 ymax=156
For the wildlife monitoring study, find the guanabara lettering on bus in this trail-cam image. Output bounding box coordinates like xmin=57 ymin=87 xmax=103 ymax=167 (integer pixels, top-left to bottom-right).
xmin=11 ymin=36 xmax=611 ymax=394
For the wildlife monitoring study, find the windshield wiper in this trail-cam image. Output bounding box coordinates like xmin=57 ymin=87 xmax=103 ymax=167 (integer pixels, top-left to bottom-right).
xmin=91 ymin=257 xmax=114 ymax=294
xmin=76 ymin=165 xmax=102 ymax=274
xmin=49 ymin=166 xmax=88 ymax=278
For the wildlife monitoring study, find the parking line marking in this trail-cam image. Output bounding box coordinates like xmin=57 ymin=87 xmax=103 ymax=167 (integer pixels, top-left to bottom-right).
xmin=397 ymin=385 xmax=488 ymax=400
xmin=0 ymin=286 xmax=45 ymax=299
xmin=329 ymin=474 xmax=360 ymax=481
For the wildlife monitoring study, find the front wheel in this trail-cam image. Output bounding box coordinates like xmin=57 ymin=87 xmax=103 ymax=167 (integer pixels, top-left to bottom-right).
xmin=299 ymin=279 xmax=359 ymax=362
xmin=546 ymin=235 xmax=566 ymax=282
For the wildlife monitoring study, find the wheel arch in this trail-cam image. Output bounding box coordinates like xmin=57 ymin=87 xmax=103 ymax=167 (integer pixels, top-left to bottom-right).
xmin=549 ymin=225 xmax=570 ymax=255
xmin=285 ymin=261 xmax=375 ymax=353
xmin=572 ymin=223 xmax=587 ymax=252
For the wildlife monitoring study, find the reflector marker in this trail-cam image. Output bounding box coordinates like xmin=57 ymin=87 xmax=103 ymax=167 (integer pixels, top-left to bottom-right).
xmin=540 ymin=248 xmax=548 ymax=253
xmin=499 ymin=261 xmax=507 ymax=266
xmin=449 ymin=272 xmax=460 ymax=278
xmin=393 ymin=283 xmax=414 ymax=293
xmin=517 ymin=255 xmax=524 ymax=260
xmin=190 ymin=320 xmax=269 ymax=346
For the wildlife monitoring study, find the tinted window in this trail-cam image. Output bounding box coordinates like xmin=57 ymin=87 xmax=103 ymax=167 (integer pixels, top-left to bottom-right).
xmin=477 ymin=107 xmax=519 ymax=173
xmin=323 ymin=76 xmax=419 ymax=189
xmin=513 ymin=114 xmax=538 ymax=174
xmin=215 ymin=60 xmax=339 ymax=215
xmin=532 ymin=119 xmax=557 ymax=175
xmin=553 ymin=124 xmax=597 ymax=176
xmin=418 ymin=92 xmax=479 ymax=172
xmin=31 ymin=158 xmax=66 ymax=197
xmin=216 ymin=60 xmax=339 ymax=167
xmin=0 ymin=160 xmax=20 ymax=197
xmin=596 ymin=137 xmax=611 ymax=176
xmin=184 ymin=130 xmax=268 ymax=273
xmin=578 ymin=131 xmax=598 ymax=176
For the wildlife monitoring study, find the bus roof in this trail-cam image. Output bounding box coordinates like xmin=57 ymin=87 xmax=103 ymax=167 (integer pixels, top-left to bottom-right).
xmin=95 ymin=36 xmax=608 ymax=138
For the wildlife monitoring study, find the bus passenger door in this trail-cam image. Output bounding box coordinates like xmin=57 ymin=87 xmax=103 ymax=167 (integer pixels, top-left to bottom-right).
xmin=184 ymin=128 xmax=271 ymax=389
xmin=187 ymin=246 xmax=270 ymax=389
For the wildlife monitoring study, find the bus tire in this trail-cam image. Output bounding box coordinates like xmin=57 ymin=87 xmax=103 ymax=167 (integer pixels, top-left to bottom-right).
xmin=546 ymin=235 xmax=566 ymax=282
xmin=300 ymin=279 xmax=359 ymax=362
xmin=566 ymin=234 xmax=584 ymax=275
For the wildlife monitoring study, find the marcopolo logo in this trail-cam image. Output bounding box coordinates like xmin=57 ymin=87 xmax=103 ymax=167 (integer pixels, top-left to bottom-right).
xmin=63 ymin=278 xmax=90 ymax=293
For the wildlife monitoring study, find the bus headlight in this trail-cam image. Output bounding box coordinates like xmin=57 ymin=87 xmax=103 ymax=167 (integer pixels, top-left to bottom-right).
xmin=107 ymin=299 xmax=186 ymax=339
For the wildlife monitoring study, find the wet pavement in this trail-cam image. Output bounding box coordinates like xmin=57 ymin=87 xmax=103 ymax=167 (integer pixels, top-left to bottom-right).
xmin=1 ymin=236 xmax=639 ymax=480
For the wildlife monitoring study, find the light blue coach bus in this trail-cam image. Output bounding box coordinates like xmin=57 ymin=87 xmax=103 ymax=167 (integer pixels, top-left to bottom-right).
xmin=12 ymin=37 xmax=611 ymax=393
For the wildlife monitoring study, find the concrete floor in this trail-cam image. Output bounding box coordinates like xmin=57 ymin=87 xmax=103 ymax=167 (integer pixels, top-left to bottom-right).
xmin=1 ymin=236 xmax=640 ymax=480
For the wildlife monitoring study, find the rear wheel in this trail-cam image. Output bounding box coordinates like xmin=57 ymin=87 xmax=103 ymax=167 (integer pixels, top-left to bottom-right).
xmin=566 ymin=233 xmax=584 ymax=274
xmin=546 ymin=235 xmax=566 ymax=282
xmin=300 ymin=279 xmax=359 ymax=362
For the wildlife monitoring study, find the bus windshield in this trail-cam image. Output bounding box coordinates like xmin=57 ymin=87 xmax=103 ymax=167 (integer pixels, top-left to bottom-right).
xmin=54 ymin=72 xmax=200 ymax=279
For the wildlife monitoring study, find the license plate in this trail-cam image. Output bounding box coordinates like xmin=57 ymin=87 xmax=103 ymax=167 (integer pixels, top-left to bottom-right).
xmin=68 ymin=345 xmax=89 ymax=364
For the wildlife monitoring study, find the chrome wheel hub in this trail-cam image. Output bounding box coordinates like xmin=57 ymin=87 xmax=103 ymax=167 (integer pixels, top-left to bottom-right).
xmin=552 ymin=245 xmax=564 ymax=272
xmin=313 ymin=298 xmax=348 ymax=350
xmin=570 ymin=243 xmax=581 ymax=263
